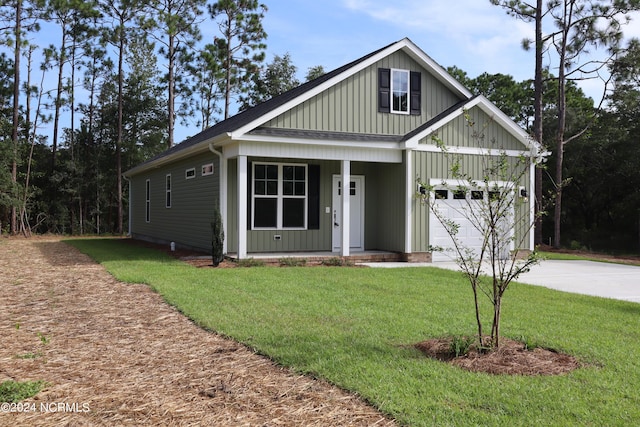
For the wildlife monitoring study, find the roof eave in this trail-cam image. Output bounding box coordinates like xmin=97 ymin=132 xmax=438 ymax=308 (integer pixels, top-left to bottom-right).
xmin=123 ymin=133 xmax=231 ymax=177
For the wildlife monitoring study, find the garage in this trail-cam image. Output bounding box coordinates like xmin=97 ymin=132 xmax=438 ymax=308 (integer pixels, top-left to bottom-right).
xmin=429 ymin=186 xmax=514 ymax=262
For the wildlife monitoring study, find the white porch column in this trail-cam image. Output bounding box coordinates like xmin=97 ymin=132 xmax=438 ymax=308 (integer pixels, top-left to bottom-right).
xmin=237 ymin=155 xmax=248 ymax=259
xmin=405 ymin=150 xmax=413 ymax=254
xmin=341 ymin=160 xmax=351 ymax=257
xmin=220 ymin=154 xmax=228 ymax=254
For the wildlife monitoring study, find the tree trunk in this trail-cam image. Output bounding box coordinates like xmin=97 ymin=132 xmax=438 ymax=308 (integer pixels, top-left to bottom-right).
xmin=10 ymin=0 xmax=22 ymax=236
xmin=533 ymin=0 xmax=544 ymax=246
xmin=168 ymin=33 xmax=175 ymax=148
xmin=553 ymin=0 xmax=571 ymax=249
xmin=116 ymin=26 xmax=124 ymax=235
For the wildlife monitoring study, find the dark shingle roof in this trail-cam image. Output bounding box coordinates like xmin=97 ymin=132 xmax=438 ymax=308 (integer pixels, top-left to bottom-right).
xmin=128 ymin=40 xmax=400 ymax=173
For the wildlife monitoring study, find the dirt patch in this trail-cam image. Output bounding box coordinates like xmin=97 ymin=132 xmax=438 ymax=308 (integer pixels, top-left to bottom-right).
xmin=415 ymin=337 xmax=581 ymax=376
xmin=0 ymin=237 xmax=395 ymax=426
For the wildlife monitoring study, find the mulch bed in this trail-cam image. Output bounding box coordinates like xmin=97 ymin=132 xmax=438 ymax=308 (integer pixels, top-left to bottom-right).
xmin=415 ymin=337 xmax=581 ymax=376
xmin=0 ymin=237 xmax=396 ymax=426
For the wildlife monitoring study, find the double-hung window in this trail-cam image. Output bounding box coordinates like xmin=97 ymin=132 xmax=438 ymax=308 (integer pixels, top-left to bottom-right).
xmin=378 ymin=68 xmax=421 ymax=115
xmin=391 ymin=69 xmax=409 ymax=113
xmin=252 ymin=163 xmax=307 ymax=229
xmin=165 ymin=174 xmax=172 ymax=208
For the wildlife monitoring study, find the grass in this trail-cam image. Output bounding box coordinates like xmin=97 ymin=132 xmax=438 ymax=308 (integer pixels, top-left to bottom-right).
xmin=539 ymin=250 xmax=640 ymax=265
xmin=0 ymin=380 xmax=45 ymax=403
xmin=67 ymin=238 xmax=640 ymax=426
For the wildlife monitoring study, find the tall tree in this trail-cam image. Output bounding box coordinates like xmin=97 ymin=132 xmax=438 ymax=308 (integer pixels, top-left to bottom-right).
xmin=240 ymin=52 xmax=300 ymax=110
xmin=305 ymin=65 xmax=325 ymax=82
xmin=207 ymin=0 xmax=267 ymax=119
xmin=99 ymin=0 xmax=149 ymax=234
xmin=0 ymin=0 xmax=42 ymax=234
xmin=44 ymin=0 xmax=98 ymax=172
xmin=190 ymin=44 xmax=223 ymax=131
xmin=144 ymin=0 xmax=204 ymax=148
xmin=492 ymin=0 xmax=640 ymax=248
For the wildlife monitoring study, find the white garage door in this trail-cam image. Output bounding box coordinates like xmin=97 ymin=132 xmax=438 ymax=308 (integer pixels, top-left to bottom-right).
xmin=429 ymin=188 xmax=513 ymax=262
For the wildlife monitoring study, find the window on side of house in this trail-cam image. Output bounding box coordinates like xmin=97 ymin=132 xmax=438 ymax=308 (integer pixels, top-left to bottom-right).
xmin=252 ymin=163 xmax=307 ymax=230
xmin=145 ymin=179 xmax=151 ymax=223
xmin=185 ymin=168 xmax=196 ymax=179
xmin=202 ymin=163 xmax=214 ymax=176
xmin=165 ymin=174 xmax=171 ymax=208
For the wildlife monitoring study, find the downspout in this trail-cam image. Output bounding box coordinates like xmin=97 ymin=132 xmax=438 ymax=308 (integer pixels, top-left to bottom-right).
xmin=208 ymin=143 xmax=228 ymax=254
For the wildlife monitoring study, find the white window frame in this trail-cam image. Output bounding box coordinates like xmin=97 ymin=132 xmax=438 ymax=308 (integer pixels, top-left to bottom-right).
xmin=165 ymin=174 xmax=172 ymax=208
xmin=145 ymin=179 xmax=151 ymax=223
xmin=202 ymin=163 xmax=214 ymax=176
xmin=185 ymin=167 xmax=196 ymax=179
xmin=252 ymin=162 xmax=308 ymax=230
xmin=391 ymin=68 xmax=410 ymax=114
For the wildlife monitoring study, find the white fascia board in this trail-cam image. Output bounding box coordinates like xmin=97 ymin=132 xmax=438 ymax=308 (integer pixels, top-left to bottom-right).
xmin=229 ymin=140 xmax=402 ymax=163
xmin=230 ymin=38 xmax=473 ymax=140
xmin=239 ymin=133 xmax=402 ymax=151
xmin=413 ymin=144 xmax=531 ymax=158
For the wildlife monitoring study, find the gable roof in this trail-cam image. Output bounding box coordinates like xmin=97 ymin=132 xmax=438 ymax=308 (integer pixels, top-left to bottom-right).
xmin=124 ymin=38 xmax=538 ymax=177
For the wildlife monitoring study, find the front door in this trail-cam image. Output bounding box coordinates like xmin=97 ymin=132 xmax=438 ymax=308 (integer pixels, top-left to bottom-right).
xmin=332 ymin=175 xmax=365 ymax=252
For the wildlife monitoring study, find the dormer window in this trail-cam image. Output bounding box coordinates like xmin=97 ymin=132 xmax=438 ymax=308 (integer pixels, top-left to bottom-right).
xmin=378 ymin=68 xmax=421 ymax=115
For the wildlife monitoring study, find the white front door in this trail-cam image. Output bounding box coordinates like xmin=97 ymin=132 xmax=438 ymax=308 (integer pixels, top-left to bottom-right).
xmin=332 ymin=175 xmax=364 ymax=252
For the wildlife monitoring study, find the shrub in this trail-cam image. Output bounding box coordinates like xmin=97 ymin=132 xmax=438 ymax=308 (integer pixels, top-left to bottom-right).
xmin=211 ymin=208 xmax=224 ymax=267
xmin=279 ymin=257 xmax=307 ymax=267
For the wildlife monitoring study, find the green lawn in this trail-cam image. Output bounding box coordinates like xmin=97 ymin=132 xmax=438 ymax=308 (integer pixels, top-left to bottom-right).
xmin=68 ymin=238 xmax=640 ymax=426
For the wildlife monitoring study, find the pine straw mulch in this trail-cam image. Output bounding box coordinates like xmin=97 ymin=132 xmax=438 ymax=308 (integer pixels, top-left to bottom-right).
xmin=0 ymin=237 xmax=396 ymax=426
xmin=415 ymin=337 xmax=581 ymax=376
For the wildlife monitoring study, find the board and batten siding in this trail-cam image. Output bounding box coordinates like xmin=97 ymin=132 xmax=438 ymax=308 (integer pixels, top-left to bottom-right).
xmin=130 ymin=152 xmax=219 ymax=252
xmin=428 ymin=106 xmax=527 ymax=151
xmin=411 ymin=150 xmax=531 ymax=253
xmin=263 ymin=50 xmax=463 ymax=136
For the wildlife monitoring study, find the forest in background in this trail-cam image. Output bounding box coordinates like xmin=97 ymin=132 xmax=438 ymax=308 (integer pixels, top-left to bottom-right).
xmin=1 ymin=0 xmax=639 ymax=252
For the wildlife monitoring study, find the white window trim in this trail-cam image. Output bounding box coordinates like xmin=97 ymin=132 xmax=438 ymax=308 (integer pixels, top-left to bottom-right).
xmin=391 ymin=68 xmax=410 ymax=115
xmin=165 ymin=174 xmax=172 ymax=208
xmin=202 ymin=163 xmax=214 ymax=176
xmin=185 ymin=167 xmax=196 ymax=179
xmin=145 ymin=179 xmax=151 ymax=223
xmin=252 ymin=162 xmax=308 ymax=230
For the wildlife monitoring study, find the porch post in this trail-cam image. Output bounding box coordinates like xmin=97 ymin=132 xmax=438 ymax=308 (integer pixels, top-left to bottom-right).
xmin=238 ymin=155 xmax=247 ymax=259
xmin=220 ymin=154 xmax=228 ymax=254
xmin=341 ymin=160 xmax=350 ymax=257
xmin=405 ymin=150 xmax=413 ymax=254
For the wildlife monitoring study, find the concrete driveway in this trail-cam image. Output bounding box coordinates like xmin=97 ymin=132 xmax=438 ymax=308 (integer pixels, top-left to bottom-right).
xmin=514 ymin=260 xmax=640 ymax=303
xmin=363 ymin=260 xmax=640 ymax=303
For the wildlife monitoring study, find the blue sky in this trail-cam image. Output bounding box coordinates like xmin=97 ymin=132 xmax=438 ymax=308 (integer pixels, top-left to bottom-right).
xmin=184 ymin=0 xmax=638 ymax=141
xmin=15 ymin=0 xmax=640 ymax=145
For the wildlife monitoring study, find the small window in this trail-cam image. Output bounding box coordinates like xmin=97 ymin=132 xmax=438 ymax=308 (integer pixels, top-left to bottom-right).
xmin=185 ymin=168 xmax=196 ymax=179
xmin=471 ymin=191 xmax=484 ymax=200
xmin=165 ymin=174 xmax=171 ymax=208
xmin=145 ymin=179 xmax=150 ymax=223
xmin=391 ymin=69 xmax=409 ymax=114
xmin=453 ymin=190 xmax=466 ymax=200
xmin=489 ymin=191 xmax=501 ymax=201
xmin=202 ymin=163 xmax=213 ymax=176
xmin=435 ymin=189 xmax=448 ymax=200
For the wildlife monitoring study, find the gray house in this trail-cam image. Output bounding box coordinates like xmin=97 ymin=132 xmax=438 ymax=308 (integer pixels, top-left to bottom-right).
xmin=123 ymin=38 xmax=540 ymax=261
